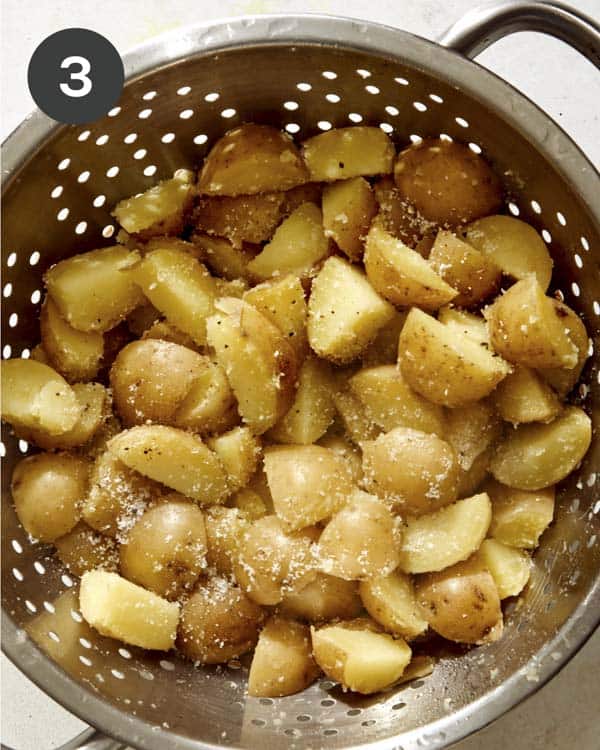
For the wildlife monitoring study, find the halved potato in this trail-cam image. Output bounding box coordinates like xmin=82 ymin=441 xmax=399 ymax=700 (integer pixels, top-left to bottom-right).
xmin=198 ymin=124 xmax=308 ymax=196
xmin=397 ymin=493 xmax=492 ymax=574
xmin=279 ymin=573 xmax=362 ymax=622
xmin=474 ymin=538 xmax=531 ymax=598
xmin=485 ymin=480 xmax=555 ymax=549
xmin=55 ymin=521 xmax=118 ymax=577
xmin=490 ymin=407 xmax=592 ymax=490
xmin=207 ymin=427 xmax=261 ymax=493
xmin=193 ymin=192 xmax=284 ymax=248
xmin=445 ymin=400 xmax=502 ymax=472
xmin=359 ymin=571 xmax=428 ymax=639
xmin=322 ymin=177 xmax=377 ymax=261
xmin=398 ymin=308 xmax=511 ymax=407
xmin=537 ymin=299 xmax=590 ymax=396
xmin=45 ymin=246 xmax=143 ymax=332
xmin=302 ymin=127 xmax=395 ymax=181
xmin=191 ymin=232 xmax=257 ymax=281
xmin=493 ymin=365 xmax=561 ymax=424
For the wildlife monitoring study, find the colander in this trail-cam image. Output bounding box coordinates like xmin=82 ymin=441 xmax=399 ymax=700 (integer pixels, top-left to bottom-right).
xmin=2 ymin=2 xmax=599 ymax=749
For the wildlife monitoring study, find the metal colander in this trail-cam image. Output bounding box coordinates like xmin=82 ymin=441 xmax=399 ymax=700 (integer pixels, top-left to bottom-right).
xmin=2 ymin=3 xmax=600 ymax=750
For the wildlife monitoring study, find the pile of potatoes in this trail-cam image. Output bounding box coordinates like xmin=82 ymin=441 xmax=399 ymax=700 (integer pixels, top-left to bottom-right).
xmin=2 ymin=123 xmax=593 ymax=698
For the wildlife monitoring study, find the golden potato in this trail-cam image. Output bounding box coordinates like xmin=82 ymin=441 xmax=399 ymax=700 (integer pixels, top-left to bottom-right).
xmin=464 ymin=215 xmax=553 ymax=291
xmin=11 ymin=452 xmax=88 ymax=542
xmin=537 ymin=299 xmax=590 ymax=396
xmin=112 ymin=169 xmax=194 ymax=237
xmin=120 ymin=500 xmax=207 ymax=600
xmin=361 ymin=310 xmax=408 ymax=367
xmin=191 ymin=232 xmax=257 ymax=281
xmin=485 ymin=480 xmax=555 ymax=548
xmin=359 ymin=571 xmax=428 ymax=639
xmin=246 ymin=203 xmax=330 ymax=281
xmin=205 ymin=506 xmax=248 ymax=576
xmin=373 ymin=176 xmax=436 ymax=247
xmin=445 ymin=400 xmax=502 ymax=472
xmin=173 ymin=366 xmax=238 ymax=436
xmin=364 ymin=223 xmax=457 ymax=309
xmin=308 ymin=256 xmax=395 ymax=363
xmin=394 ymin=138 xmax=502 ymax=225
xmin=362 ymin=427 xmax=459 ymax=515
xmin=55 ymin=522 xmax=118 ymax=577
xmin=438 ymin=306 xmax=489 ymax=345
xmin=279 ymin=573 xmax=362 ymax=622
xmin=311 ymin=620 xmax=412 ymax=694
xmin=198 ymin=123 xmax=308 ymax=196
xmin=248 ymin=618 xmax=320 ymax=697
xmin=302 ymin=127 xmax=395 ymax=181
xmin=490 ymin=406 xmax=591 ymax=490
xmin=142 ymin=319 xmax=199 ymax=350
xmin=474 ymin=538 xmax=531 ymax=598
xmin=193 ymin=192 xmax=284 ymax=248
xmin=485 ymin=278 xmax=578 ymax=369
xmin=332 ymin=385 xmax=380 ymax=444
xmin=264 ymin=445 xmax=354 ymax=531
xmin=207 ymin=427 xmax=261 ymax=493
xmin=317 ymin=432 xmax=364 ymax=484
xmin=45 ymin=246 xmax=143 ymax=332
xmin=416 ymin=559 xmax=503 ymax=644
xmin=230 ymin=488 xmax=269 ymax=521
xmin=457 ymin=447 xmax=493 ymax=498
xmin=397 ymin=493 xmax=492 ymax=574
xmin=322 ymin=177 xmax=377 ymax=261
xmin=428 ymin=230 xmax=501 ymax=307
xmin=318 ymin=491 xmax=399 ymax=580
xmin=493 ymin=365 xmax=561 ymax=424
xmin=399 ymin=308 xmax=511 ymax=407
xmin=349 ymin=365 xmax=446 ymax=435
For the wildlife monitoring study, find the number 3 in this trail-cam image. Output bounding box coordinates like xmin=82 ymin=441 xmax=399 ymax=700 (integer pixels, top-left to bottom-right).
xmin=60 ymin=56 xmax=92 ymax=98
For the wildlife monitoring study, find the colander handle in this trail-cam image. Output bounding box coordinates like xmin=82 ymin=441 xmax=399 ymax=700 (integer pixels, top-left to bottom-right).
xmin=54 ymin=728 xmax=126 ymax=750
xmin=439 ymin=0 xmax=600 ymax=67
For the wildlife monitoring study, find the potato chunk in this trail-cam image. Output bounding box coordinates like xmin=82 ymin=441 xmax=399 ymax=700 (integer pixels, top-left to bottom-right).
xmin=264 ymin=445 xmax=354 ymax=531
xmin=302 ymin=127 xmax=395 ymax=181
xmin=311 ymin=621 xmax=412 ymax=694
xmin=332 ymin=385 xmax=380 ymax=444
xmin=359 ymin=571 xmax=428 ymax=639
xmin=207 ymin=427 xmax=261 ymax=493
xmin=445 ymin=400 xmax=501 ymax=472
xmin=493 ymin=365 xmax=561 ymax=424
xmin=485 ymin=480 xmax=555 ymax=548
xmin=279 ymin=574 xmax=362 ymax=622
xmin=80 ymin=570 xmax=180 ymax=651
xmin=45 ymin=246 xmax=143 ymax=332
xmin=246 ymin=203 xmax=330 ymax=281
xmin=191 ymin=233 xmax=257 ymax=281
xmin=317 ymin=433 xmax=364 ymax=485
xmin=193 ymin=192 xmax=284 ymax=248
xmin=308 ymin=256 xmax=395 ymax=363
xmin=55 ymin=522 xmax=118 ymax=577
xmin=438 ymin=306 xmax=489 ymax=345
xmin=364 ymin=223 xmax=457 ymax=309
xmin=322 ymin=177 xmax=377 ymax=260
xmin=205 ymin=506 xmax=248 ymax=576
xmin=108 ymin=425 xmax=229 ymax=504
xmin=373 ymin=176 xmax=437 ymax=247
xmin=490 ymin=407 xmax=591 ymax=490
xmin=397 ymin=493 xmax=492 ymax=574
xmin=537 ymin=300 xmax=590 ymax=396
xmin=248 ymin=618 xmax=319 ymax=697
xmin=474 ymin=538 xmax=531 ymax=598
xmin=398 ymin=308 xmax=511 ymax=407
xmin=112 ymin=169 xmax=194 ymax=236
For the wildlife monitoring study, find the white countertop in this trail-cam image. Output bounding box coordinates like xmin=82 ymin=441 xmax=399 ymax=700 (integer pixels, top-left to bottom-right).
xmin=2 ymin=0 xmax=599 ymax=748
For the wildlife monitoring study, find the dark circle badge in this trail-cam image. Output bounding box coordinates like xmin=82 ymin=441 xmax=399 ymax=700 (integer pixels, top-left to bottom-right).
xmin=28 ymin=28 xmax=124 ymax=125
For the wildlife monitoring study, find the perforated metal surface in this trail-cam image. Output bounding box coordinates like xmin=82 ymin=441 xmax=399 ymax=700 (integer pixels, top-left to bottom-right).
xmin=1 ymin=14 xmax=599 ymax=750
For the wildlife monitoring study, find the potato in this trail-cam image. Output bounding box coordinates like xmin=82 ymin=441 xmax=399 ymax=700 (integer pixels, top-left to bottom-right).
xmin=173 ymin=361 xmax=237 ymax=435
xmin=361 ymin=310 xmax=408 ymax=367
xmin=397 ymin=493 xmax=492 ymax=574
xmin=269 ymin=357 xmax=335 ymax=444
xmin=198 ymin=123 xmax=308 ymax=196
xmin=246 ymin=469 xmax=275 ymax=512
xmin=485 ymin=278 xmax=578 ymax=369
xmin=83 ymin=450 xmax=162 ymax=538
xmin=120 ymin=500 xmax=207 ymax=600
xmin=445 ymin=400 xmax=501 ymax=472
xmin=359 ymin=571 xmax=428 ymax=639
xmin=438 ymin=306 xmax=489 ymax=346
xmin=302 ymin=127 xmax=395 ymax=181
xmin=464 ymin=215 xmax=553 ymax=291
xmin=416 ymin=560 xmax=502 ymax=644
xmin=110 ymin=339 xmax=209 ymax=426
xmin=474 ymin=538 xmax=531 ymax=598
xmin=264 ymin=445 xmax=354 ymax=531
xmin=142 ymin=319 xmax=199 ymax=350
xmin=393 ymin=138 xmax=502 ymax=225
xmin=206 ymin=298 xmax=297 ymax=434
xmin=45 ymin=246 xmax=143 ymax=332
xmin=230 ymin=488 xmax=269 ymax=521
xmin=490 ymin=407 xmax=591 ymax=490
xmin=248 ymin=618 xmax=319 ymax=697
xmin=11 ymin=452 xmax=88 ymax=542
xmin=318 ymin=491 xmax=399 ymax=580
xmin=205 ymin=506 xmax=248 ymax=575
xmin=80 ymin=570 xmax=180 ymax=651
xmin=373 ymin=176 xmax=436 ymax=247
xmin=243 ymin=275 xmax=308 ymax=361
xmin=55 ymin=522 xmax=118 ymax=577
xmin=485 ymin=480 xmax=555 ymax=548
xmin=311 ymin=620 xmax=412 ymax=694
xmin=279 ymin=573 xmax=362 ymax=622
xmin=332 ymin=385 xmax=380 ymax=444
xmin=41 ymin=297 xmax=104 ymax=382
xmin=112 ymin=169 xmax=194 ymax=237
xmin=207 ymin=427 xmax=261 ymax=493
xmin=398 ymin=308 xmax=511 ymax=407
xmin=234 ymin=516 xmax=317 ymax=605
xmin=193 ymin=192 xmax=284 ymax=247
xmin=457 ymin=447 xmax=493 ymax=498
xmin=322 ymin=177 xmax=377 ymax=261
xmin=1 ymin=359 xmax=81 ymax=435
xmin=364 ymin=223 xmax=457 ymax=309
xmin=247 ymin=203 xmax=330 ymax=281
xmin=349 ymin=365 xmax=446 ymax=435
xmin=108 ymin=425 xmax=229 ymax=504
xmin=132 ymin=246 xmax=216 ymax=346
xmin=538 ymin=300 xmax=590 ymax=396
xmin=317 ymin=432 xmax=364 ymax=484
xmin=191 ymin=232 xmax=257 ymax=281
xmin=308 ymin=256 xmax=395 ymax=363
xmin=215 ymin=277 xmax=248 ymax=299
xmin=493 ymin=365 xmax=561 ymax=424
xmin=428 ymin=230 xmax=501 ymax=307
xmin=362 ymin=428 xmax=459 ymax=515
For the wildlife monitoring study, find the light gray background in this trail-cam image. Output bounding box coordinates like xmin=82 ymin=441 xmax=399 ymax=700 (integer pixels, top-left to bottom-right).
xmin=1 ymin=0 xmax=599 ymax=748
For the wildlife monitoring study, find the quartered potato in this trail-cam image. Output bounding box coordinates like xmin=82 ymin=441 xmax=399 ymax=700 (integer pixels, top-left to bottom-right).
xmin=359 ymin=571 xmax=428 ymax=639
xmin=302 ymin=126 xmax=395 ymax=181
xmin=493 ymin=365 xmax=561 ymax=424
xmin=55 ymin=522 xmax=118 ymax=577
xmin=193 ymin=192 xmax=283 ymax=248
xmin=485 ymin=480 xmax=555 ymax=549
xmin=474 ymin=538 xmax=531 ymax=599
xmin=279 ymin=573 xmax=362 ymax=622
xmin=537 ymin=299 xmax=590 ymax=396
xmin=322 ymin=177 xmax=377 ymax=261
xmin=207 ymin=427 xmax=261 ymax=493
